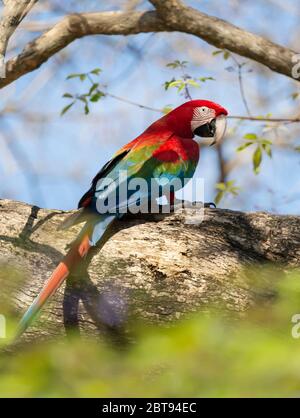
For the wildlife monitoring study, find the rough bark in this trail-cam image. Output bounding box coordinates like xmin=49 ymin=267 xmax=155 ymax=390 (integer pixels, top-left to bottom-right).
xmin=150 ymin=0 xmax=299 ymax=80
xmin=0 ymin=0 xmax=299 ymax=90
xmin=0 ymin=199 xmax=299 ymax=344
xmin=0 ymin=0 xmax=38 ymax=75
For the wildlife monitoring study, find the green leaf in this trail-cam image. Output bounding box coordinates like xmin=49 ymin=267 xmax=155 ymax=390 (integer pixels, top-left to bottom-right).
xmin=243 ymin=133 xmax=258 ymax=140
xmin=62 ymin=93 xmax=73 ymax=98
xmin=259 ymin=138 xmax=272 ymax=146
xmin=294 ymin=146 xmax=300 ymax=152
xmin=79 ymin=74 xmax=86 ymax=82
xmin=166 ymin=60 xmax=188 ymax=69
xmin=60 ymin=101 xmax=75 ymax=116
xmin=78 ymin=95 xmax=89 ymax=103
xmin=214 ymin=190 xmax=224 ymax=205
xmin=215 ymin=182 xmax=226 ymax=191
xmin=164 ymin=78 xmax=176 ymax=90
xmin=236 ymin=142 xmax=253 ymax=152
xmin=226 ymin=180 xmax=235 ymax=187
xmin=168 ymin=80 xmax=184 ymax=88
xmin=88 ymin=83 xmax=99 ymax=95
xmin=253 ymin=146 xmax=262 ymax=174
xmin=162 ymin=105 xmax=173 ymax=114
xmin=66 ymin=73 xmax=84 ymax=80
xmin=186 ymin=79 xmax=200 ymax=88
xmin=262 ymin=143 xmax=272 ymax=158
xmin=90 ymin=92 xmax=105 ymax=102
xmin=223 ymin=51 xmax=231 ymax=60
xmin=212 ymin=50 xmax=223 ymax=56
xmin=84 ymin=103 xmax=89 ymax=115
xmin=198 ymin=76 xmax=215 ymax=82
xmin=214 ymin=180 xmax=240 ymax=204
xmin=165 ymin=79 xmax=188 ymax=92
xmin=177 ymin=83 xmax=185 ymax=92
xmin=90 ymin=68 xmax=102 ymax=75
xmin=231 ymin=187 xmax=240 ymax=196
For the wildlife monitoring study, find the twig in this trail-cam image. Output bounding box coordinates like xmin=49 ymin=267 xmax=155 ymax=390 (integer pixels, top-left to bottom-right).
xmin=227 ymin=116 xmax=300 ymax=123
xmin=180 ymin=63 xmax=193 ymax=101
xmin=102 ymin=94 xmax=300 ymax=123
xmin=230 ymin=55 xmax=252 ymax=117
xmin=76 ymin=74 xmax=300 ymax=123
xmin=0 ymin=0 xmax=38 ymax=77
xmin=105 ymin=92 xmax=162 ymax=113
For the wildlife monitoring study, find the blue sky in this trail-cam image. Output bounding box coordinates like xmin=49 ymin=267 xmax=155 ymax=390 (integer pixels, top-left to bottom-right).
xmin=0 ymin=0 xmax=299 ymax=214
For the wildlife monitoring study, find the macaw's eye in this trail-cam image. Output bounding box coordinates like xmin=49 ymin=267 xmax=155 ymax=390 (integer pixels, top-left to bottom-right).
xmin=199 ymin=106 xmax=208 ymax=113
xmin=193 ymin=118 xmax=216 ymax=137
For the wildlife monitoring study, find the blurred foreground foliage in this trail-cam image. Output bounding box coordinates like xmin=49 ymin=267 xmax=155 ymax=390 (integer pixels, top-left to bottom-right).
xmin=1 ymin=269 xmax=300 ymax=397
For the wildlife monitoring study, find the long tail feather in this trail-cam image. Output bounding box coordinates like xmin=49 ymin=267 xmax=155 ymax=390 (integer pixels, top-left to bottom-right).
xmin=16 ymin=214 xmax=117 ymax=339
xmin=15 ymin=233 xmax=91 ymax=339
xmin=57 ymin=208 xmax=86 ymax=231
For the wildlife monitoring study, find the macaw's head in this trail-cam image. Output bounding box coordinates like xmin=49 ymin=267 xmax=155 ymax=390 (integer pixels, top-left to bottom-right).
xmin=164 ymin=100 xmax=228 ymax=145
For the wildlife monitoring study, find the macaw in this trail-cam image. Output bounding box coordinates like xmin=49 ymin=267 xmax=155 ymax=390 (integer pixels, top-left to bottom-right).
xmin=16 ymin=99 xmax=228 ymax=337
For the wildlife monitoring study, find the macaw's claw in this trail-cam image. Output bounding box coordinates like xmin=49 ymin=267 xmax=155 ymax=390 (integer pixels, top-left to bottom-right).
xmin=204 ymin=202 xmax=217 ymax=208
xmin=172 ymin=200 xmax=217 ymax=210
xmin=180 ymin=200 xmax=217 ymax=209
xmin=156 ymin=201 xmax=217 ymax=212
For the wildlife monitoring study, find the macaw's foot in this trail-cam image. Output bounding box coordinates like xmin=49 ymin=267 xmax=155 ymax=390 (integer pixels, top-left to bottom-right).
xmin=203 ymin=201 xmax=216 ymax=208
xmin=175 ymin=200 xmax=217 ymax=209
xmin=153 ymin=200 xmax=216 ymax=214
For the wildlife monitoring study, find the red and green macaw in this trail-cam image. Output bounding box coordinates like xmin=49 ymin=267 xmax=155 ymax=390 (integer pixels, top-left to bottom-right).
xmin=17 ymin=99 xmax=228 ymax=337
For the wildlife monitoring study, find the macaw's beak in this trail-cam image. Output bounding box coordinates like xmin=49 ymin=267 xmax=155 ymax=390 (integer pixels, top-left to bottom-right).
xmin=194 ymin=118 xmax=217 ymax=139
xmin=194 ymin=115 xmax=227 ymax=146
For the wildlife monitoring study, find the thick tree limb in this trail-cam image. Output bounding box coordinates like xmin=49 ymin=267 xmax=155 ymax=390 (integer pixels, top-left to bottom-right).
xmin=0 ymin=199 xmax=299 ymax=343
xmin=0 ymin=0 xmax=38 ymax=76
xmin=149 ymin=0 xmax=298 ymax=81
xmin=0 ymin=11 xmax=165 ymax=89
xmin=0 ymin=0 xmax=299 ymax=89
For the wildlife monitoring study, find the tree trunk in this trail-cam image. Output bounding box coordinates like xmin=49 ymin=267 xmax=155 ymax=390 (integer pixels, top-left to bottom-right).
xmin=0 ymin=199 xmax=299 ymax=343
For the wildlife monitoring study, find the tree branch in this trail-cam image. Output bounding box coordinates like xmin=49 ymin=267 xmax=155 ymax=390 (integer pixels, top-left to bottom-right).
xmin=0 ymin=11 xmax=165 ymax=89
xmin=0 ymin=0 xmax=299 ymax=89
xmin=149 ymin=0 xmax=298 ymax=81
xmin=0 ymin=199 xmax=299 ymax=342
xmin=0 ymin=0 xmax=38 ymax=76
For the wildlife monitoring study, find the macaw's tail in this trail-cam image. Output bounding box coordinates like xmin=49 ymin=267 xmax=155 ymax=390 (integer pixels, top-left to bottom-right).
xmin=15 ymin=232 xmax=91 ymax=339
xmin=15 ymin=214 xmax=116 ymax=339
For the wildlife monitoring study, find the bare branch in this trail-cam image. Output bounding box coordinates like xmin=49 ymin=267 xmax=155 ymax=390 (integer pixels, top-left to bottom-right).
xmin=149 ymin=0 xmax=298 ymax=81
xmin=0 ymin=11 xmax=164 ymax=89
xmin=0 ymin=0 xmax=38 ymax=75
xmin=228 ymin=116 xmax=300 ymax=123
xmin=229 ymin=54 xmax=253 ymax=117
xmin=0 ymin=0 xmax=299 ymax=89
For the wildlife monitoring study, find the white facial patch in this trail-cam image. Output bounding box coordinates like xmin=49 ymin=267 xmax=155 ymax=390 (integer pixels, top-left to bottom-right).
xmin=191 ymin=106 xmax=215 ymax=132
